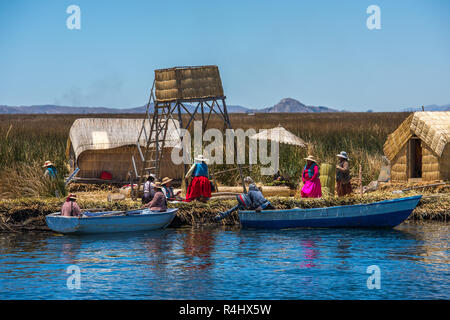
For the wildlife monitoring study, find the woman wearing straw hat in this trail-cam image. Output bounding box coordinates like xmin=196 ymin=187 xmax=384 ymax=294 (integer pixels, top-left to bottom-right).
xmin=300 ymin=155 xmax=322 ymax=198
xmin=336 ymin=151 xmax=352 ymax=197
xmin=143 ymin=181 xmax=167 ymax=212
xmin=43 ymin=160 xmax=58 ymax=179
xmin=161 ymin=177 xmax=181 ymax=201
xmin=61 ymin=194 xmax=82 ymax=217
xmin=184 ymin=154 xmax=211 ymax=202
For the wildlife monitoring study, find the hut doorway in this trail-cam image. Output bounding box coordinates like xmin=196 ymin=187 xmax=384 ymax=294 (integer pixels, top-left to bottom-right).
xmin=408 ymin=136 xmax=422 ymax=179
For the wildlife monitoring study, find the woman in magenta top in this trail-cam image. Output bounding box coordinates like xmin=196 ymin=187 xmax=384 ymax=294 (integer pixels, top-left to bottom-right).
xmin=301 ymin=155 xmax=322 ymax=198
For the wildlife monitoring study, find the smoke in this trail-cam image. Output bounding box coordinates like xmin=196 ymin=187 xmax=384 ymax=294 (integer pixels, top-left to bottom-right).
xmin=54 ymin=75 xmax=123 ymax=107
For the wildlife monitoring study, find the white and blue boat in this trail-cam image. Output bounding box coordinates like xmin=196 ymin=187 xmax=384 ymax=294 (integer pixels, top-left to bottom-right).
xmin=239 ymin=195 xmax=422 ymax=229
xmin=45 ymin=208 xmax=178 ymax=234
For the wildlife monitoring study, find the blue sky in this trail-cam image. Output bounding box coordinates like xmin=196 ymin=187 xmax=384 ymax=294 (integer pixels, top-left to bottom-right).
xmin=0 ymin=0 xmax=449 ymax=111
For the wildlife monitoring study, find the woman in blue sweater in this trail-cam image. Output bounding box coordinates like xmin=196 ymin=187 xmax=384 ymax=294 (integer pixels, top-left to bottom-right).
xmin=185 ymin=155 xmax=211 ymax=202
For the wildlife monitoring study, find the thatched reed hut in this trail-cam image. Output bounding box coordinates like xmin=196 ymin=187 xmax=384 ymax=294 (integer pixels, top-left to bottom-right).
xmin=383 ymin=112 xmax=450 ymax=181
xmin=66 ymin=118 xmax=184 ymax=183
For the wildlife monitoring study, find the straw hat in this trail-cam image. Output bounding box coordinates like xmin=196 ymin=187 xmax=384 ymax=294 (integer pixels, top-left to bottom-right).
xmin=194 ymin=155 xmax=208 ymax=162
xmin=43 ymin=160 xmax=53 ymax=167
xmin=161 ymin=177 xmax=173 ymax=185
xmin=304 ymin=155 xmax=318 ymax=163
xmin=336 ymin=151 xmax=349 ymax=160
xmin=244 ymin=176 xmax=254 ymax=184
xmin=68 ymin=194 xmax=77 ymax=200
xmin=153 ymin=181 xmax=163 ymax=189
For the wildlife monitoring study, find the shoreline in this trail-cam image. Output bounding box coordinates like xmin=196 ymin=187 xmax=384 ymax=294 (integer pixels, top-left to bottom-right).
xmin=0 ymin=192 xmax=448 ymax=232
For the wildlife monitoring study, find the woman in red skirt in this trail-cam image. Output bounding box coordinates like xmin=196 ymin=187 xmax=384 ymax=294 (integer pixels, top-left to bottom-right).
xmin=185 ymin=155 xmax=211 ymax=202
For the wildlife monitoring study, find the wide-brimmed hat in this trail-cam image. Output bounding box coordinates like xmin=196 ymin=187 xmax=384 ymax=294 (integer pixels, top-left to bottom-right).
xmin=153 ymin=181 xmax=163 ymax=189
xmin=304 ymin=155 xmax=318 ymax=163
xmin=43 ymin=160 xmax=53 ymax=167
xmin=336 ymin=151 xmax=349 ymax=160
xmin=161 ymin=177 xmax=173 ymax=185
xmin=194 ymin=155 xmax=208 ymax=162
xmin=244 ymin=176 xmax=254 ymax=184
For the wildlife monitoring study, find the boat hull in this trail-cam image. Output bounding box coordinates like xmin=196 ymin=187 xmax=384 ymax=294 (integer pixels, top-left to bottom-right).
xmin=239 ymin=196 xmax=422 ymax=229
xmin=45 ymin=208 xmax=177 ymax=234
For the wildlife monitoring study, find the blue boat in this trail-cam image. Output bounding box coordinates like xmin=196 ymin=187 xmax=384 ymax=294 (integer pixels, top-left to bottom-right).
xmin=238 ymin=195 xmax=422 ymax=229
xmin=45 ymin=208 xmax=178 ymax=234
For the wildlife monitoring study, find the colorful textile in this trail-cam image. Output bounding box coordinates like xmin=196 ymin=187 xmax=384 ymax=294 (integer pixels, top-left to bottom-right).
xmin=302 ymin=163 xmax=319 ymax=181
xmin=162 ymin=185 xmax=175 ymax=200
xmin=45 ymin=166 xmax=57 ymax=179
xmin=193 ymin=162 xmax=208 ymax=177
xmin=185 ymin=176 xmax=211 ymax=202
xmin=301 ymin=163 xmax=322 ymax=198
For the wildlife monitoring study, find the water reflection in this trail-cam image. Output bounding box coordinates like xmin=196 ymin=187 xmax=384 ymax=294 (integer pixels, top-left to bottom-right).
xmin=180 ymin=227 xmax=215 ymax=271
xmin=0 ymin=221 xmax=448 ymax=299
xmin=299 ymin=240 xmax=319 ymax=269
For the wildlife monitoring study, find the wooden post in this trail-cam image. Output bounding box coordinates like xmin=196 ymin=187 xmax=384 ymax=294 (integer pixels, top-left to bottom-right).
xmin=359 ymin=164 xmax=363 ymax=196
xmin=129 ymin=171 xmax=134 ymax=199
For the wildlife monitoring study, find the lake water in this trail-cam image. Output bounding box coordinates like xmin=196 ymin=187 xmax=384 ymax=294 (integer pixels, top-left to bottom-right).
xmin=0 ymin=222 xmax=448 ymax=300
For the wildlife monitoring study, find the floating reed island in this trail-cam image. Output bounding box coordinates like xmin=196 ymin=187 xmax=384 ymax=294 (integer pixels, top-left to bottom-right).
xmin=0 ymin=190 xmax=448 ymax=232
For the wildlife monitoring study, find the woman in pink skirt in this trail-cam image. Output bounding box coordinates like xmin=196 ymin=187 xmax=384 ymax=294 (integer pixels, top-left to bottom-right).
xmin=301 ymin=155 xmax=322 ymax=198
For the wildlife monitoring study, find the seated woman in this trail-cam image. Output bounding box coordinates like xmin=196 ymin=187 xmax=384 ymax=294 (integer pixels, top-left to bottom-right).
xmin=184 ymin=155 xmax=211 ymax=202
xmin=61 ymin=194 xmax=82 ymax=217
xmin=301 ymin=155 xmax=322 ymax=198
xmin=142 ymin=174 xmax=156 ymax=204
xmin=143 ymin=182 xmax=167 ymax=212
xmin=161 ymin=177 xmax=182 ymax=201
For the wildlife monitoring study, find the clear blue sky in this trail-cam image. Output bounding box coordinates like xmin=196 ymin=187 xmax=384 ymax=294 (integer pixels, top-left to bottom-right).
xmin=1 ymin=0 xmax=449 ymax=111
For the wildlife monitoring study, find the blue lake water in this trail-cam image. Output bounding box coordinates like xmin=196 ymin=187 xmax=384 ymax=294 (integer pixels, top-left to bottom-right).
xmin=0 ymin=222 xmax=448 ymax=300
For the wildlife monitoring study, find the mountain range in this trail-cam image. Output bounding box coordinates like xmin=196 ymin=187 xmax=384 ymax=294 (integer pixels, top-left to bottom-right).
xmin=0 ymin=98 xmax=448 ymax=114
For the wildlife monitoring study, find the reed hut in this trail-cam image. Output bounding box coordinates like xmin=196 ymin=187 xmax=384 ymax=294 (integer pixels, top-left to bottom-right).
xmin=383 ymin=112 xmax=450 ymax=181
xmin=66 ymin=118 xmax=184 ymax=183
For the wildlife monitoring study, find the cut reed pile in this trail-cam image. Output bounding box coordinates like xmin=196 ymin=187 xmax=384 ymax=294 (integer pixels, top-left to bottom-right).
xmin=0 ymin=192 xmax=448 ymax=232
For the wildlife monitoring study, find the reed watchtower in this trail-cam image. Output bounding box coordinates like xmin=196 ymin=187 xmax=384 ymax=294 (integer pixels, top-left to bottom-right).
xmin=129 ymin=65 xmax=246 ymax=198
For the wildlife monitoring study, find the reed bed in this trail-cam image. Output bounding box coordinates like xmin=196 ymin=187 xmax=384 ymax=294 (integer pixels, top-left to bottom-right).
xmin=0 ymin=191 xmax=448 ymax=232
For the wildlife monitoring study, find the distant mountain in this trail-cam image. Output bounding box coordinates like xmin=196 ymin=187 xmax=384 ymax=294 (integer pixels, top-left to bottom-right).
xmin=0 ymin=104 xmax=147 ymax=114
xmin=404 ymin=104 xmax=450 ymax=112
xmin=5 ymin=98 xmax=446 ymax=114
xmin=0 ymin=103 xmax=249 ymax=114
xmin=257 ymin=98 xmax=340 ymax=113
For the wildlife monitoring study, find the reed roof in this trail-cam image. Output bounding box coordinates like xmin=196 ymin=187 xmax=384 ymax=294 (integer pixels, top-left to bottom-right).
xmin=383 ymin=112 xmax=450 ymax=160
xmin=249 ymin=125 xmax=307 ymax=147
xmin=154 ymin=65 xmax=224 ymax=102
xmin=68 ymin=118 xmax=181 ymax=159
